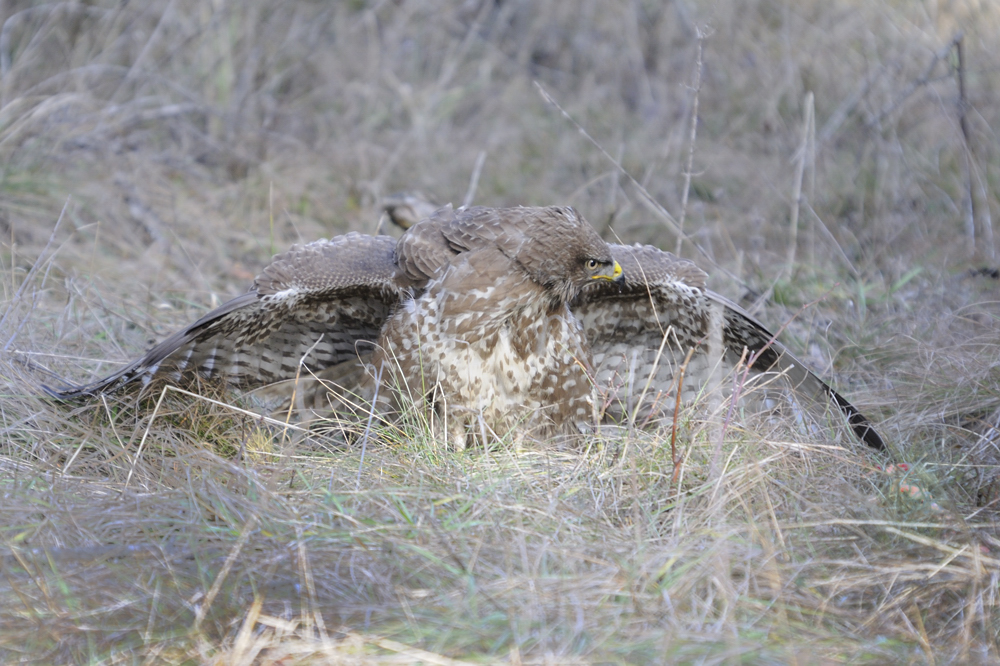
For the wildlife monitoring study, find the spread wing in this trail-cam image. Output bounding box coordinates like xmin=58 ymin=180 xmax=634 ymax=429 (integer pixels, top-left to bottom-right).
xmin=45 ymin=233 xmax=406 ymax=399
xmin=575 ymin=243 xmax=885 ymax=450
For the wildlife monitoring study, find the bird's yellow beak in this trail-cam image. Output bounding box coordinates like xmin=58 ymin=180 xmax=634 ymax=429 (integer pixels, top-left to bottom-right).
xmin=592 ymin=260 xmax=624 ymax=283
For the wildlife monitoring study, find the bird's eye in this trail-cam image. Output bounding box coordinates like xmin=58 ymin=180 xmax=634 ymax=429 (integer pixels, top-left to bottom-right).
xmin=586 ymin=259 xmax=599 ymax=270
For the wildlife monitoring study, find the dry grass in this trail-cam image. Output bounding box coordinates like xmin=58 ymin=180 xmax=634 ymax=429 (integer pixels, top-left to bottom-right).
xmin=2 ymin=0 xmax=1000 ymax=662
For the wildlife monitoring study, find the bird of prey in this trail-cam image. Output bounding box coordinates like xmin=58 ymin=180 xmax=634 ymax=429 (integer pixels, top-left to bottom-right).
xmin=45 ymin=204 xmax=885 ymax=451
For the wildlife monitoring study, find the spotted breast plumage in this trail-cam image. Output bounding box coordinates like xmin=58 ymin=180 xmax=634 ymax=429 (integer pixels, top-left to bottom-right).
xmin=373 ymin=205 xmax=620 ymax=446
xmin=45 ymin=204 xmax=885 ymax=451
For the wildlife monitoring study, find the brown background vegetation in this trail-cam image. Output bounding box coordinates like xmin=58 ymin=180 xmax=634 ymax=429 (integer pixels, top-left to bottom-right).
xmin=2 ymin=0 xmax=999 ymax=662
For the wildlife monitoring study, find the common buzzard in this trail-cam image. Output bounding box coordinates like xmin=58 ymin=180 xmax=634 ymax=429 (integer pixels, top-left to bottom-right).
xmin=46 ymin=205 xmax=885 ymax=450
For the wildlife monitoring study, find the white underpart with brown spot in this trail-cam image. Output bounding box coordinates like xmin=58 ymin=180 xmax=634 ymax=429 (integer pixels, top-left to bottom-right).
xmin=374 ymin=252 xmax=595 ymax=447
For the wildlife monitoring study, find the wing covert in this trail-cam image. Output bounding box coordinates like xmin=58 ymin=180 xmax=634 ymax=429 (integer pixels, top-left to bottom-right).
xmin=575 ymin=243 xmax=885 ymax=450
xmin=45 ymin=233 xmax=405 ymax=399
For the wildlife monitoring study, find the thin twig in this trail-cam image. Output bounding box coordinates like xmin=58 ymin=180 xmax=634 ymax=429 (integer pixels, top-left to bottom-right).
xmin=356 ymin=361 xmax=384 ymax=491
xmin=294 ymin=523 xmax=328 ymax=641
xmin=866 ymin=36 xmax=960 ymax=132
xmin=192 ymin=513 xmax=258 ymax=632
xmin=534 ymin=81 xmax=749 ymax=289
xmin=629 ymin=325 xmax=674 ymax=428
xmin=122 ymin=383 xmax=316 ymax=490
xmin=123 ymin=384 xmax=172 ymax=492
xmin=955 ymin=34 xmax=993 ymax=260
xmin=817 ymin=68 xmax=877 ymax=147
xmin=956 ymin=33 xmax=976 ymax=255
xmin=670 ymin=348 xmax=696 ymax=489
xmin=706 ymin=299 xmax=725 ymax=481
xmin=784 ymin=91 xmax=813 ymax=280
xmin=805 ymin=202 xmax=860 ymax=278
xmin=720 ymin=347 xmax=750 ymax=449
xmin=1 ymin=198 xmax=69 ymax=350
xmin=283 ymin=333 xmax=326 ymax=443
xmin=676 ymin=30 xmax=704 ymax=256
xmin=462 ymin=150 xmax=486 ymax=209
xmin=728 ymin=291 xmax=831 ymax=424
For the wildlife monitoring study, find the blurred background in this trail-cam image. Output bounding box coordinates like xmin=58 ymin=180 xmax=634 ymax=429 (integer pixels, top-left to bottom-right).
xmin=0 ymin=3 xmax=992 ymax=332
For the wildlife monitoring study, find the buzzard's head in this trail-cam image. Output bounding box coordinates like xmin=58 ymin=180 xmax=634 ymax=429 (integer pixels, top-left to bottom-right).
xmin=514 ymin=206 xmax=624 ymax=304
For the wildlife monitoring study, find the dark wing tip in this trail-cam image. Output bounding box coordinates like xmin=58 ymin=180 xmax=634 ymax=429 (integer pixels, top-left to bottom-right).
xmin=41 ymin=368 xmax=134 ymax=401
xmin=41 ymin=382 xmax=83 ymax=401
xmin=717 ymin=293 xmax=887 ymax=452
xmin=828 ymin=388 xmax=887 ymax=451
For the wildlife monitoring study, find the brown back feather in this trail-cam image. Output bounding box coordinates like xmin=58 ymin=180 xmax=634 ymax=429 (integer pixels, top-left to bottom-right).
xmin=395 ymin=205 xmax=613 ymax=296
